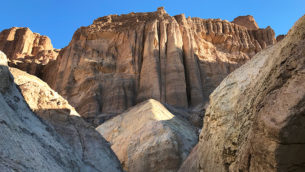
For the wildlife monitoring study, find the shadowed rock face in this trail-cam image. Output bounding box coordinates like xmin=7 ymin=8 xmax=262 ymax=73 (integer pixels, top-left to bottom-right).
xmin=195 ymin=15 xmax=305 ymax=172
xmin=0 ymin=51 xmax=82 ymax=171
xmin=276 ymin=34 xmax=286 ymax=42
xmin=0 ymin=27 xmax=58 ymax=76
xmin=97 ymin=99 xmax=197 ymax=172
xmin=0 ymin=51 xmax=122 ymax=172
xmin=39 ymin=8 xmax=276 ymax=124
xmin=10 ymin=68 xmax=123 ymax=172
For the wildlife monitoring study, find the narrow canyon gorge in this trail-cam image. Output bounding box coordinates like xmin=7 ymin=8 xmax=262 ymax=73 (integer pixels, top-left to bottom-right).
xmin=0 ymin=7 xmax=304 ymax=172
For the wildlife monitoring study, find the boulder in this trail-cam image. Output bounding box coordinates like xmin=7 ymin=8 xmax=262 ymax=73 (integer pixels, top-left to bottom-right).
xmin=97 ymin=99 xmax=198 ymax=172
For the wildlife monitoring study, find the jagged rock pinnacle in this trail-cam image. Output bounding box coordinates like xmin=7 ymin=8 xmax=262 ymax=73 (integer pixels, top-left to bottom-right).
xmin=157 ymin=6 xmax=167 ymax=14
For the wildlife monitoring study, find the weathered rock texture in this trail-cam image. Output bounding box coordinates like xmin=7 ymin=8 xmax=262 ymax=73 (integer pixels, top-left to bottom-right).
xmin=97 ymin=99 xmax=197 ymax=172
xmin=0 ymin=51 xmax=122 ymax=171
xmin=197 ymin=15 xmax=305 ymax=171
xmin=42 ymin=8 xmax=276 ymax=124
xmin=0 ymin=51 xmax=81 ymax=171
xmin=10 ymin=68 xmax=123 ymax=172
xmin=0 ymin=27 xmax=58 ymax=76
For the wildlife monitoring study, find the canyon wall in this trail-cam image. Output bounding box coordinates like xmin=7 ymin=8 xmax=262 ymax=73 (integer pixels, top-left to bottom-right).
xmin=195 ymin=15 xmax=305 ymax=171
xmin=0 ymin=8 xmax=276 ymax=124
xmin=42 ymin=7 xmax=276 ymax=124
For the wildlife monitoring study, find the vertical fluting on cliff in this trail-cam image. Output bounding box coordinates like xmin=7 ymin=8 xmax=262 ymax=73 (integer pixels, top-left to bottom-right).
xmin=38 ymin=8 xmax=276 ymax=123
xmin=137 ymin=20 xmax=161 ymax=102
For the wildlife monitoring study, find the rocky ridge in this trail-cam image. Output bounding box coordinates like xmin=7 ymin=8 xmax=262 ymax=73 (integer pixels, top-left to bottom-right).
xmin=39 ymin=7 xmax=276 ymax=124
xmin=0 ymin=27 xmax=58 ymax=76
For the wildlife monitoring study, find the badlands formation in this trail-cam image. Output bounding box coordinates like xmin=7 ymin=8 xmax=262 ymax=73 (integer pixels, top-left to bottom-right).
xmin=0 ymin=7 xmax=304 ymax=172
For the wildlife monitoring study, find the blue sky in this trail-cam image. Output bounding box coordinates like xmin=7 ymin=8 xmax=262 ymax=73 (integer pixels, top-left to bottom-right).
xmin=1 ymin=0 xmax=304 ymax=49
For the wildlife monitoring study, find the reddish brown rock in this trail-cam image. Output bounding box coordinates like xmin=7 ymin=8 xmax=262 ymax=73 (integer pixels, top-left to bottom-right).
xmin=41 ymin=8 xmax=276 ymax=124
xmin=232 ymin=15 xmax=259 ymax=30
xmin=276 ymin=34 xmax=285 ymax=42
xmin=0 ymin=27 xmax=58 ymax=76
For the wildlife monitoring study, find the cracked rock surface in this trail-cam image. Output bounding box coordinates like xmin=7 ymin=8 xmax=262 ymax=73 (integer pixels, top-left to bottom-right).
xmin=196 ymin=15 xmax=305 ymax=172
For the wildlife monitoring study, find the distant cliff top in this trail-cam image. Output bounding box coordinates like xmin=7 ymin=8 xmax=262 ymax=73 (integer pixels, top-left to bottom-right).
xmin=232 ymin=15 xmax=259 ymax=30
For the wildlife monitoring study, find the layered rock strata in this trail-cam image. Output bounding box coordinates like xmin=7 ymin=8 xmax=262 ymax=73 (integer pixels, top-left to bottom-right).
xmin=197 ymin=15 xmax=305 ymax=171
xmin=0 ymin=27 xmax=58 ymax=76
xmin=97 ymin=99 xmax=197 ymax=172
xmin=0 ymin=51 xmax=122 ymax=171
xmin=42 ymin=8 xmax=276 ymax=123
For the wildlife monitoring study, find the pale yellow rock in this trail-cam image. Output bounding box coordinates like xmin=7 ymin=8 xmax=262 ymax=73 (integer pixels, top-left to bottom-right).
xmin=97 ymin=99 xmax=197 ymax=172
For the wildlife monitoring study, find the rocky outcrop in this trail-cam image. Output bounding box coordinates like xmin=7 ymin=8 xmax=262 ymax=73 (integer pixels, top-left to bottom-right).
xmin=0 ymin=27 xmax=58 ymax=76
xmin=42 ymin=7 xmax=276 ymax=124
xmin=10 ymin=68 xmax=123 ymax=172
xmin=0 ymin=51 xmax=122 ymax=171
xmin=97 ymin=99 xmax=197 ymax=172
xmin=232 ymin=15 xmax=259 ymax=30
xmin=276 ymin=34 xmax=285 ymax=42
xmin=197 ymin=15 xmax=305 ymax=171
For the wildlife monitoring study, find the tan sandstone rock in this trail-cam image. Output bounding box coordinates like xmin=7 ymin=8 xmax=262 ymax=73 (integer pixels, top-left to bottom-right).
xmin=232 ymin=15 xmax=259 ymax=30
xmin=96 ymin=99 xmax=198 ymax=172
xmin=197 ymin=15 xmax=305 ymax=171
xmin=0 ymin=27 xmax=58 ymax=76
xmin=41 ymin=8 xmax=276 ymax=125
xmin=10 ymin=67 xmax=123 ymax=172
